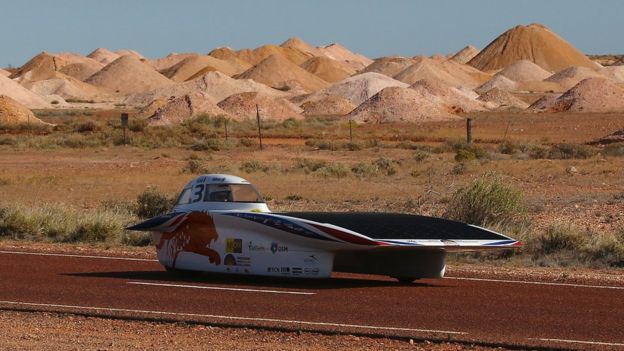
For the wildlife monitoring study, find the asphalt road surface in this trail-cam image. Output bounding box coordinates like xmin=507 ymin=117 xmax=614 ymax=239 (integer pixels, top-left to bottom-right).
xmin=1 ymin=250 xmax=623 ymax=350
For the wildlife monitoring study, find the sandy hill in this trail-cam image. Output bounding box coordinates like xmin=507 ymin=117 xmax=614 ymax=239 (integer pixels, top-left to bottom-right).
xmin=0 ymin=75 xmax=50 ymax=108
xmin=494 ymin=60 xmax=552 ymax=82
xmin=303 ymin=72 xmax=409 ymax=106
xmin=0 ymin=69 xmax=10 ymax=77
xmin=317 ymin=43 xmax=372 ymax=71
xmin=235 ymin=44 xmax=312 ymax=66
xmin=23 ymin=73 xmax=113 ymax=102
xmin=409 ymin=79 xmax=486 ymax=112
xmin=147 ymin=92 xmax=232 ymax=125
xmin=468 ymin=23 xmax=599 ymax=72
xmin=347 ymin=86 xmax=459 ymax=124
xmin=544 ymin=66 xmax=606 ymax=90
xmin=59 ymin=60 xmax=104 ymax=81
xmin=529 ymin=77 xmax=624 ymax=112
xmin=300 ymin=56 xmax=353 ymax=83
xmin=300 ymin=95 xmax=355 ymax=117
xmin=477 ymin=88 xmax=529 ymax=110
xmin=10 ymin=52 xmax=67 ymax=82
xmin=0 ymin=95 xmax=51 ymax=125
xmin=361 ymin=56 xmax=416 ymax=77
xmin=87 ymin=48 xmax=120 ymax=65
xmin=394 ymin=57 xmax=490 ymax=88
xmin=115 ymin=49 xmax=144 ymax=60
xmin=124 ymin=71 xmax=286 ymax=107
xmin=162 ymin=55 xmax=247 ymax=81
xmin=234 ymin=54 xmax=328 ymax=92
xmin=451 ymin=45 xmax=480 ymax=64
xmin=600 ymin=66 xmax=624 ymax=83
xmin=217 ymin=92 xmax=303 ymax=121
xmin=85 ymin=55 xmax=173 ymax=94
xmin=149 ymin=53 xmax=199 ymax=71
xmin=475 ymin=75 xmax=518 ymax=94
xmin=280 ymin=37 xmax=323 ymax=57
xmin=208 ymin=47 xmax=238 ymax=61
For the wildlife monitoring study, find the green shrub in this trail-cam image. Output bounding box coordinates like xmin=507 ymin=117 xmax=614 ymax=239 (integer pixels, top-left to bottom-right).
xmin=190 ymin=138 xmax=220 ymax=151
xmin=240 ymin=160 xmax=269 ymax=173
xmin=528 ymin=223 xmax=587 ymax=255
xmin=238 ymin=138 xmax=255 ymax=147
xmin=182 ymin=159 xmax=205 ymax=174
xmin=414 ymin=150 xmax=431 ymax=161
xmin=455 ymin=149 xmax=476 ymax=162
xmin=581 ymin=233 xmax=624 ymax=267
xmin=74 ymin=121 xmax=100 ymax=133
xmin=295 ymin=158 xmax=327 ymax=173
xmin=451 ymin=141 xmax=488 ymax=162
xmin=305 ymin=139 xmax=337 ymax=151
xmin=445 ymin=173 xmax=524 ymax=226
xmin=314 ymin=163 xmax=349 ymax=178
xmin=129 ymin=119 xmax=147 ymax=132
xmin=351 ymin=162 xmax=377 ymax=178
xmin=372 ymin=157 xmax=397 ymax=176
xmin=135 ymin=187 xmax=173 ymax=219
xmin=285 ymin=194 xmax=303 ymax=200
xmin=547 ymin=144 xmax=595 ymax=159
xmin=603 ymin=143 xmax=624 ymax=157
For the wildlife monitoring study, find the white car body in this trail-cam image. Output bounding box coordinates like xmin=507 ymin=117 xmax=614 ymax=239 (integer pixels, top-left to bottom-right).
xmin=128 ymin=174 xmax=522 ymax=282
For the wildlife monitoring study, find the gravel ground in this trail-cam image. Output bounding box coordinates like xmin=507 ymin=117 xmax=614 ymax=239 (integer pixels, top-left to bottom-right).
xmin=0 ymin=311 xmax=504 ymax=351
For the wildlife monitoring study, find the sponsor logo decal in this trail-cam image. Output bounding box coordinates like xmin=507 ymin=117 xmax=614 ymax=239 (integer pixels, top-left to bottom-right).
xmin=248 ymin=241 xmax=266 ymax=252
xmin=291 ymin=267 xmax=303 ymax=275
xmin=226 ymin=238 xmax=243 ymax=253
xmin=267 ymin=267 xmax=290 ymax=274
xmin=304 ymin=255 xmax=318 ymax=265
xmin=304 ymin=267 xmax=320 ymax=275
xmin=270 ymin=242 xmax=288 ymax=254
xmin=224 ymin=254 xmax=237 ymax=266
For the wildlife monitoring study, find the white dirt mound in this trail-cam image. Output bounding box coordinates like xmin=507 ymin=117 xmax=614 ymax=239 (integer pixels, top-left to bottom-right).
xmin=544 ymin=66 xmax=606 ymax=90
xmin=85 ymin=55 xmax=173 ymax=94
xmin=115 ymin=49 xmax=144 ymax=60
xmin=300 ymin=56 xmax=354 ymax=83
xmin=0 ymin=95 xmax=51 ymax=125
xmin=600 ymin=66 xmax=624 ymax=83
xmin=24 ymin=74 xmax=112 ymax=102
xmin=494 ymin=60 xmax=552 ymax=82
xmin=0 ymin=75 xmax=50 ymax=108
xmin=148 ymin=92 xmax=231 ymax=125
xmin=234 ymin=54 xmax=328 ymax=92
xmin=302 ymin=72 xmax=409 ymax=106
xmin=468 ymin=23 xmax=599 ymax=72
xmin=300 ymin=95 xmax=355 ymax=117
xmin=162 ymin=55 xmax=246 ymax=81
xmin=235 ymin=44 xmax=312 ymax=66
xmin=361 ymin=56 xmax=416 ymax=77
xmin=394 ymin=57 xmax=491 ymax=88
xmin=149 ymin=53 xmax=199 ymax=71
xmin=347 ymin=86 xmax=460 ymax=123
xmin=124 ymin=71 xmax=286 ymax=107
xmin=218 ymin=92 xmax=303 ymax=121
xmin=528 ymin=77 xmax=624 ymax=112
xmin=475 ymin=75 xmax=518 ymax=94
xmin=450 ymin=45 xmax=479 ymax=64
xmin=59 ymin=60 xmax=104 ymax=81
xmin=317 ymin=43 xmax=373 ymax=71
xmin=409 ymin=79 xmax=487 ymax=112
xmin=0 ymin=69 xmax=10 ymax=77
xmin=477 ymin=88 xmax=529 ymax=110
xmin=87 ymin=48 xmax=120 ymax=65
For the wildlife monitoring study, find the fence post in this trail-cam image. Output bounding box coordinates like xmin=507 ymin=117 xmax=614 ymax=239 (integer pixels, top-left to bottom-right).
xmin=466 ymin=117 xmax=473 ymax=144
xmin=120 ymin=112 xmax=129 ymax=145
xmin=349 ymin=118 xmax=353 ymax=143
xmin=224 ymin=118 xmax=228 ymax=142
xmin=256 ymin=104 xmax=263 ymax=150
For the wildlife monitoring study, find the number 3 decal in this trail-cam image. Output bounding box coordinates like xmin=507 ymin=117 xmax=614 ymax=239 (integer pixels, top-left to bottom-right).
xmin=192 ymin=184 xmax=204 ymax=203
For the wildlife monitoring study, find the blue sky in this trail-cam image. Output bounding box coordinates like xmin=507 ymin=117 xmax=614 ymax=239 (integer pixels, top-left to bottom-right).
xmin=1 ymin=0 xmax=622 ymax=67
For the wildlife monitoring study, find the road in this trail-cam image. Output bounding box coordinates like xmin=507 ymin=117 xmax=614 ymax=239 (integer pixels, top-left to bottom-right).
xmin=0 ymin=250 xmax=623 ymax=350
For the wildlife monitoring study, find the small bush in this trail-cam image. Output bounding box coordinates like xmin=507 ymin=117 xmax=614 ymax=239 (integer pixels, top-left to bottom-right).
xmin=547 ymin=144 xmax=595 ymax=159
xmin=135 ymin=187 xmax=173 ymax=219
xmin=285 ymin=194 xmax=303 ymax=201
xmin=451 ymin=141 xmax=488 ymax=162
xmin=314 ymin=163 xmax=350 ymax=178
xmin=190 ymin=138 xmax=220 ymax=151
xmin=445 ymin=173 xmax=524 ymax=226
xmin=528 ymin=224 xmax=587 ymax=255
xmin=372 ymin=157 xmax=397 ymax=176
xmin=240 ymin=160 xmax=269 ymax=173
xmin=603 ymin=143 xmax=624 ymax=157
xmin=414 ymin=150 xmax=431 ymax=162
xmin=295 ymin=158 xmax=327 ymax=173
xmin=182 ymin=159 xmax=206 ymax=174
xmin=238 ymin=138 xmax=255 ymax=147
xmin=455 ymin=149 xmax=476 ymax=162
xmin=74 ymin=121 xmax=100 ymax=133
xmin=129 ymin=119 xmax=147 ymax=132
xmin=351 ymin=162 xmax=377 ymax=178
xmin=305 ymin=139 xmax=337 ymax=151
xmin=581 ymin=233 xmax=624 ymax=267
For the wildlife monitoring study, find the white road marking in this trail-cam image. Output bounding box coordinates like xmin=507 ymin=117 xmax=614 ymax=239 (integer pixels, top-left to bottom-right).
xmin=446 ymin=276 xmax=624 ymax=290
xmin=128 ymin=281 xmax=315 ymax=295
xmin=0 ymin=300 xmax=466 ymax=335
xmin=0 ymin=250 xmax=157 ymax=262
xmin=531 ymin=338 xmax=624 ymax=347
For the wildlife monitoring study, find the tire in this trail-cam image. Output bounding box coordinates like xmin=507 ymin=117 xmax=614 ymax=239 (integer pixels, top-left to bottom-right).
xmin=394 ymin=276 xmax=417 ymax=284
